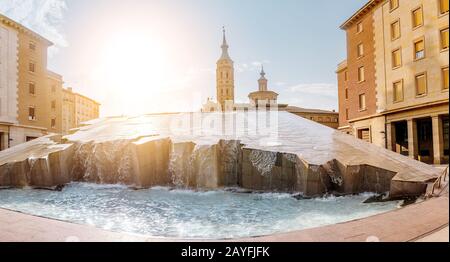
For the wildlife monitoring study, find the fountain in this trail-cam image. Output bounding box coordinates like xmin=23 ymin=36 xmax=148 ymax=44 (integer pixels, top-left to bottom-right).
xmin=0 ymin=112 xmax=441 ymax=197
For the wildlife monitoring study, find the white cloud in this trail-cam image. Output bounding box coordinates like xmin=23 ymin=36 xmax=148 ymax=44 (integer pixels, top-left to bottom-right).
xmin=0 ymin=0 xmax=67 ymax=56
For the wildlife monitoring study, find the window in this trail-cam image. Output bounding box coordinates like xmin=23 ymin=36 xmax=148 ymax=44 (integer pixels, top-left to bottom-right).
xmin=345 ymin=88 xmax=348 ymax=99
xmin=414 ymin=38 xmax=425 ymax=60
xmin=392 ymin=48 xmax=402 ymax=68
xmin=358 ymin=66 xmax=365 ymax=82
xmin=359 ymin=94 xmax=366 ymax=110
xmin=441 ymin=27 xmax=449 ymax=50
xmin=29 ymin=42 xmax=36 ymax=51
xmin=51 ymin=85 xmax=56 ymax=93
xmin=390 ymin=0 xmax=399 ymax=11
xmin=356 ymin=22 xmax=363 ymax=33
xmin=51 ymin=100 xmax=56 ymax=110
xmin=28 ymin=107 xmax=36 ymax=121
xmin=412 ymin=7 xmax=423 ymax=28
xmin=345 ymin=109 xmax=349 ymax=120
xmin=358 ymin=128 xmax=371 ymax=143
xmin=29 ymin=62 xmax=35 ymax=73
xmin=415 ymin=73 xmax=427 ymax=96
xmin=357 ymin=43 xmax=364 ymax=57
xmin=29 ymin=82 xmax=36 ymax=95
xmin=344 ymin=71 xmax=348 ymax=81
xmin=440 ymin=0 xmax=449 ymax=14
xmin=391 ymin=20 xmax=401 ymax=40
xmin=51 ymin=118 xmax=56 ymax=129
xmin=443 ymin=67 xmax=449 ymax=90
xmin=393 ymin=80 xmax=404 ymax=102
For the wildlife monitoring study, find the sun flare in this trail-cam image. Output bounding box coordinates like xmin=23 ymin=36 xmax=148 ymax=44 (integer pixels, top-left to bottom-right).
xmin=95 ymin=31 xmax=170 ymax=115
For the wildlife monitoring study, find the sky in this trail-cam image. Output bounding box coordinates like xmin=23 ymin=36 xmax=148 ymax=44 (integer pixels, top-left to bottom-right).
xmin=0 ymin=0 xmax=368 ymax=117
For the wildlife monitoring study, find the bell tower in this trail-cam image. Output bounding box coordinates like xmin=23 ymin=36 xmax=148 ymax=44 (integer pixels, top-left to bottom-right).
xmin=216 ymin=27 xmax=235 ymax=111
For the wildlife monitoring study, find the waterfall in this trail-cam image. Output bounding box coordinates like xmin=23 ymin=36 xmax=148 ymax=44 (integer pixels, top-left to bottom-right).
xmin=71 ymin=140 xmax=136 ymax=185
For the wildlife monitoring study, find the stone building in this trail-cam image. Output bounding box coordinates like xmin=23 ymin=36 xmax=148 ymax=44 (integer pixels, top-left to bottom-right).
xmin=1 ymin=13 xmax=101 ymax=148
xmin=62 ymin=88 xmax=76 ymax=134
xmin=284 ymin=106 xmax=339 ymax=129
xmin=1 ymin=14 xmax=59 ymax=149
xmin=248 ymin=66 xmax=279 ymax=107
xmin=337 ymin=0 xmax=449 ymax=164
xmin=47 ymin=71 xmax=63 ymax=133
xmin=62 ymin=87 xmax=100 ymax=134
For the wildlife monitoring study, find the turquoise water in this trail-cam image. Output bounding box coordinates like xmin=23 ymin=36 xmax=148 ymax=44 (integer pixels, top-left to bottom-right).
xmin=0 ymin=183 xmax=400 ymax=239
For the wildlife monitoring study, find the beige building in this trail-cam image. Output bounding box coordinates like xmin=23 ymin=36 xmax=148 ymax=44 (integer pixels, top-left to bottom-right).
xmin=62 ymin=87 xmax=100 ymax=134
xmin=62 ymin=88 xmax=76 ymax=134
xmin=337 ymin=0 xmax=449 ymax=164
xmin=1 ymin=13 xmax=62 ymax=150
xmin=248 ymin=66 xmax=279 ymax=107
xmin=1 ymin=13 xmax=100 ymax=147
xmin=285 ymin=106 xmax=339 ymax=129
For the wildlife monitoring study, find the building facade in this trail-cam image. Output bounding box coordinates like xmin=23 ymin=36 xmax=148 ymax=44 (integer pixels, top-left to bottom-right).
xmin=62 ymin=87 xmax=100 ymax=134
xmin=62 ymin=88 xmax=76 ymax=134
xmin=337 ymin=0 xmax=449 ymax=164
xmin=1 ymin=13 xmax=100 ymax=148
xmin=285 ymin=106 xmax=340 ymax=129
xmin=1 ymin=14 xmax=56 ymax=149
xmin=46 ymin=71 xmax=63 ymax=133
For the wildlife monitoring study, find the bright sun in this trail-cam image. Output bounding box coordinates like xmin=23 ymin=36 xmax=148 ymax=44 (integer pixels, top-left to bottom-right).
xmin=96 ymin=31 xmax=170 ymax=115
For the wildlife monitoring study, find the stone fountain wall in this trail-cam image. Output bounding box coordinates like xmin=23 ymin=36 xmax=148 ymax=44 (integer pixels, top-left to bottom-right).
xmin=0 ymin=135 xmax=433 ymax=198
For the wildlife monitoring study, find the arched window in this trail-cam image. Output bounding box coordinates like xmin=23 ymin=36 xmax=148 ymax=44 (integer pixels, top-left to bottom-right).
xmin=226 ymin=72 xmax=229 ymax=79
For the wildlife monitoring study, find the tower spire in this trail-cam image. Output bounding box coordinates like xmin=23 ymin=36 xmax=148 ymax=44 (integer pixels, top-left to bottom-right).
xmin=222 ymin=26 xmax=227 ymax=46
xmin=260 ymin=65 xmax=266 ymax=78
xmin=220 ymin=26 xmax=231 ymax=60
xmin=258 ymin=65 xmax=268 ymax=91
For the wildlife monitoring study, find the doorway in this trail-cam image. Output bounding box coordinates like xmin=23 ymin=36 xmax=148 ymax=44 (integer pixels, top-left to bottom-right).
xmin=443 ymin=115 xmax=449 ymax=164
xmin=417 ymin=118 xmax=433 ymax=164
xmin=394 ymin=121 xmax=408 ymax=156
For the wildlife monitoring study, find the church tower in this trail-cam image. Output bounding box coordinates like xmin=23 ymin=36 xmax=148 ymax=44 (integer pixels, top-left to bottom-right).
xmin=216 ymin=27 xmax=235 ymax=111
xmin=258 ymin=66 xmax=268 ymax=91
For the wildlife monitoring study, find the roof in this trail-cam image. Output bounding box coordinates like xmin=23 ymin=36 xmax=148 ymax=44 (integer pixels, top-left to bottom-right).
xmin=248 ymin=91 xmax=279 ymax=97
xmin=340 ymin=0 xmax=384 ymax=30
xmin=63 ymin=88 xmax=101 ymax=106
xmin=46 ymin=70 xmax=63 ymax=80
xmin=336 ymin=60 xmax=348 ymax=73
xmin=284 ymin=106 xmax=338 ymax=115
xmin=0 ymin=13 xmax=53 ymax=46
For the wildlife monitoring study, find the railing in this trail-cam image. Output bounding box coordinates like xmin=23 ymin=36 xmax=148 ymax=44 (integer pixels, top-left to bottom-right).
xmin=430 ymin=165 xmax=449 ymax=197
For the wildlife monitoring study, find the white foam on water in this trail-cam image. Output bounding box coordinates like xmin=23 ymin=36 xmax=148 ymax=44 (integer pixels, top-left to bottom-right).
xmin=0 ymin=183 xmax=401 ymax=239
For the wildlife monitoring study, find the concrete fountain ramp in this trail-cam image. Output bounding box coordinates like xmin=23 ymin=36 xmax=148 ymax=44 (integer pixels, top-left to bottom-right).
xmin=0 ymin=135 xmax=74 ymax=188
xmin=0 ymin=112 xmax=441 ymax=197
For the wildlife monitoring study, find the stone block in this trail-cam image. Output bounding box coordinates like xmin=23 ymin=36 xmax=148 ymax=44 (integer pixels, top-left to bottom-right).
xmin=132 ymin=137 xmax=172 ymax=187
